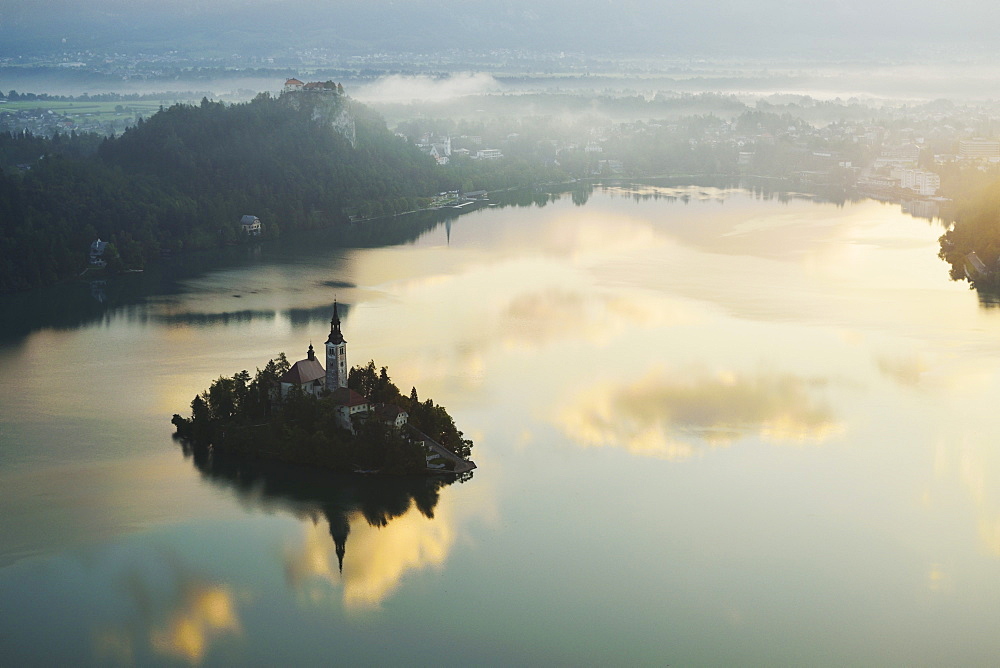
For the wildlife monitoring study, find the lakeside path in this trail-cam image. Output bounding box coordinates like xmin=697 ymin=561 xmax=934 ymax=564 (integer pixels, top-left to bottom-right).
xmin=408 ymin=426 xmax=477 ymax=475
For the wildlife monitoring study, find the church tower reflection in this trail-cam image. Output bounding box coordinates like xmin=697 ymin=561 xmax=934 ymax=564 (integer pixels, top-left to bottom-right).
xmin=179 ymin=439 xmax=457 ymax=575
xmin=328 ymin=510 xmax=350 ymax=573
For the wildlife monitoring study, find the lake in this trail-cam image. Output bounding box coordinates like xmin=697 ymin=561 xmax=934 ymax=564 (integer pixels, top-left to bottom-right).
xmin=3 ymin=184 xmax=1000 ymax=665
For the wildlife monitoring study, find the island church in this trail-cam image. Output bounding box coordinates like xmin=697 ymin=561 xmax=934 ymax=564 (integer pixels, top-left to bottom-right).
xmin=276 ymin=301 xmax=372 ymax=431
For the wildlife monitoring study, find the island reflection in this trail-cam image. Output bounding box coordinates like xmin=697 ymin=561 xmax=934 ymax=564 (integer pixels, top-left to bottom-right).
xmin=180 ymin=440 xmax=465 ymax=608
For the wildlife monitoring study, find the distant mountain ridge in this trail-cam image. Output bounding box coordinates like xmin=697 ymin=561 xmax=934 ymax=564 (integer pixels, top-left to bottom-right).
xmin=2 ymin=0 xmax=997 ymax=59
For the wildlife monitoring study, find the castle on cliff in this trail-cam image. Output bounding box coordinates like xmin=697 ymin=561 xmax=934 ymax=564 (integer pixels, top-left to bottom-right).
xmin=283 ymin=78 xmax=344 ymax=95
xmin=279 ymin=79 xmax=355 ymax=147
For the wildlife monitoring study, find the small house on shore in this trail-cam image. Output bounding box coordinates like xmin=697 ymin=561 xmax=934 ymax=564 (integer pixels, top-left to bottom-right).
xmin=89 ymin=239 xmax=109 ymax=266
xmin=241 ymin=215 xmax=262 ymax=236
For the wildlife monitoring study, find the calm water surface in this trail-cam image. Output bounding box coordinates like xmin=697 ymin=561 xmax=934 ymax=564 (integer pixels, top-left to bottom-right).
xmin=3 ymin=186 xmax=1000 ymax=665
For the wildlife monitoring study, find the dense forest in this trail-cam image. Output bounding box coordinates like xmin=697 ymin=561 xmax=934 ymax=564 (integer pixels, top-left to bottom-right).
xmin=0 ymin=92 xmax=449 ymax=292
xmin=172 ymin=356 xmax=473 ymax=476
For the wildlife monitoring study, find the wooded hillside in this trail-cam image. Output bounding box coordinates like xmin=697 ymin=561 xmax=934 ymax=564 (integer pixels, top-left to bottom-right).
xmin=0 ymin=92 xmax=444 ymax=292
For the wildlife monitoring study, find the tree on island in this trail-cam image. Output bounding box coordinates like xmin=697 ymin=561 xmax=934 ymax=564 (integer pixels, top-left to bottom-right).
xmin=348 ymin=360 xmax=473 ymax=460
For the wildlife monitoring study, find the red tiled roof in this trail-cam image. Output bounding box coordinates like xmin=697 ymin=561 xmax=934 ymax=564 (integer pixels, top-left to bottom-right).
xmin=330 ymin=386 xmax=369 ymax=407
xmin=376 ymin=404 xmax=407 ymax=420
xmin=279 ymin=358 xmax=325 ymax=385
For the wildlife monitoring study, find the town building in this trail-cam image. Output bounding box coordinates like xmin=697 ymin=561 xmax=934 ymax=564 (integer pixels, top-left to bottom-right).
xmin=882 ymin=143 xmax=921 ymax=161
xmin=898 ymin=169 xmax=940 ymax=196
xmin=475 ymin=149 xmax=503 ymax=160
xmin=959 ymin=139 xmax=1000 ymax=160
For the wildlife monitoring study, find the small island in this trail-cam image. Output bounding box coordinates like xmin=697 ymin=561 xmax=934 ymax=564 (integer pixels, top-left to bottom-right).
xmin=172 ymin=301 xmax=475 ymax=477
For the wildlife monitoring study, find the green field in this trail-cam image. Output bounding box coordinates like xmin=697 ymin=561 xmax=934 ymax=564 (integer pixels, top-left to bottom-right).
xmin=0 ymin=99 xmax=168 ymax=122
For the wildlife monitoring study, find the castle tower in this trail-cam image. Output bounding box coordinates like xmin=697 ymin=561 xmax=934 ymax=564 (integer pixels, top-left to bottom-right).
xmin=325 ymin=300 xmax=348 ymax=390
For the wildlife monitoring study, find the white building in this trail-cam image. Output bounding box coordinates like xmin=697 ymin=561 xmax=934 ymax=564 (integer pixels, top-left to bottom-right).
xmin=376 ymin=404 xmax=409 ymax=428
xmin=89 ymin=239 xmax=109 ymax=266
xmin=959 ymin=139 xmax=1000 ymax=160
xmin=240 ymin=215 xmax=262 ymax=236
xmin=899 ymin=169 xmax=940 ymax=196
xmin=475 ymin=149 xmax=503 ymax=160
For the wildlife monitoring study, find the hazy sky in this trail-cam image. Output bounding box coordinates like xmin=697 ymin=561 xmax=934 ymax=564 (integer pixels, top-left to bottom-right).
xmin=2 ymin=0 xmax=999 ymax=58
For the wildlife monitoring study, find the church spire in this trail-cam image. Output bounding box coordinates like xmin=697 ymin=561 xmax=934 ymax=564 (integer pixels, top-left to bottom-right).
xmin=325 ymin=300 xmax=348 ymax=390
xmin=326 ymin=300 xmax=345 ymax=345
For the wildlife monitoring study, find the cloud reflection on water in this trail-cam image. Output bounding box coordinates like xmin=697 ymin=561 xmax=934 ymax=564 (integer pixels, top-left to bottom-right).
xmin=556 ymin=367 xmax=840 ymax=459
xmin=93 ymin=562 xmax=241 ymax=666
xmin=285 ymin=501 xmax=455 ymax=611
xmin=875 ymin=352 xmax=928 ymax=388
xmin=501 ymin=287 xmax=691 ymax=349
xmin=148 ymin=583 xmax=241 ymax=663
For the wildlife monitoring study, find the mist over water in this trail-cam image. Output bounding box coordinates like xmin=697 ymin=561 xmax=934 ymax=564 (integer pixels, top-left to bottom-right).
xmin=351 ymin=73 xmax=503 ymax=105
xmin=12 ymin=59 xmax=1000 ymax=103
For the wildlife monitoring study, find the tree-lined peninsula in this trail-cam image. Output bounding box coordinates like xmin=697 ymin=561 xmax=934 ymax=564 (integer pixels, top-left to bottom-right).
xmin=938 ymin=174 xmax=1000 ymax=291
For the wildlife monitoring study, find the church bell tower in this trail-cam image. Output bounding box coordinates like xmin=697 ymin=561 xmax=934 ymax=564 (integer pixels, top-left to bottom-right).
xmin=326 ymin=300 xmax=348 ymax=390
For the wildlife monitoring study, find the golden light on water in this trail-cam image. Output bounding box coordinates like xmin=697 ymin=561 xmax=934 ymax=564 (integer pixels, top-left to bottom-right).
xmin=12 ymin=185 xmax=1000 ymax=664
